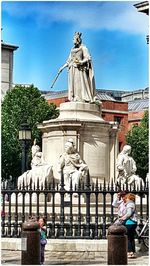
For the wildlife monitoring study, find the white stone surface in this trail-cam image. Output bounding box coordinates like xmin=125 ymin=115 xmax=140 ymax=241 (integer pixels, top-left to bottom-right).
xmin=116 ymin=144 xmax=145 ymax=187
xmin=58 ymin=32 xmax=96 ymax=103
xmin=1 ymin=238 xmax=107 ymax=252
xmin=38 ymin=102 xmax=118 ymax=183
xmin=58 ymin=102 xmax=103 ymax=122
xmin=58 ymin=139 xmax=88 ymax=190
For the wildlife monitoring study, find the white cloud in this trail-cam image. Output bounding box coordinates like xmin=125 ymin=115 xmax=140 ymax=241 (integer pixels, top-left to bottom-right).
xmin=2 ymin=1 xmax=149 ymax=35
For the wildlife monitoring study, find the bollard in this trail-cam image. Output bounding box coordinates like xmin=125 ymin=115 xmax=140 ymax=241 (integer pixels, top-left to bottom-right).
xmin=21 ymin=218 xmax=40 ymax=265
xmin=107 ymin=224 xmax=127 ymax=265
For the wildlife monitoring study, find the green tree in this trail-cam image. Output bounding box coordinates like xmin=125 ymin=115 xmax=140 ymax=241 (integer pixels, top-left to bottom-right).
xmin=2 ymin=85 xmax=59 ymax=181
xmin=126 ymin=111 xmax=149 ymax=180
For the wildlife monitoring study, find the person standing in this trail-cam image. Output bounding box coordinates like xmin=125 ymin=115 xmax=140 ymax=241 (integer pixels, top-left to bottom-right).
xmin=119 ymin=193 xmax=138 ymax=259
xmin=38 ymin=217 xmax=47 ymax=265
xmin=112 ymin=191 xmax=127 ymax=222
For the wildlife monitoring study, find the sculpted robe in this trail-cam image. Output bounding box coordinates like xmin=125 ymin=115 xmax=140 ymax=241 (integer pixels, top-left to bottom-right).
xmin=66 ymin=44 xmax=96 ymax=102
xmin=58 ymin=151 xmax=88 ymax=190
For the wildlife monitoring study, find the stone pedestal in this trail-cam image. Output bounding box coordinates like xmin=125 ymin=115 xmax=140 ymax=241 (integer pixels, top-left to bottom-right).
xmin=38 ymin=102 xmax=118 ymax=182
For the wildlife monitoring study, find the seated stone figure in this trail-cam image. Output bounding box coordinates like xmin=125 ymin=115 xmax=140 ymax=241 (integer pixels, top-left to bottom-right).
xmin=31 ymin=139 xmax=44 ymax=167
xmin=18 ymin=139 xmax=54 ymax=190
xmin=58 ymin=139 xmax=88 ymax=190
xmin=116 ymin=145 xmax=144 ymax=188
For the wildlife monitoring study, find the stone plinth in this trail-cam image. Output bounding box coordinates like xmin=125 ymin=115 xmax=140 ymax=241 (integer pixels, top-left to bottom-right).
xmin=58 ymin=101 xmax=104 ymax=122
xmin=38 ymin=102 xmax=118 ymax=182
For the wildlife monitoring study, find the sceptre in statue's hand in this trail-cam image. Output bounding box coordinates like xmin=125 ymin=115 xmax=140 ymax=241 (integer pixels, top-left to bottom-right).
xmin=50 ymin=63 xmax=68 ymax=88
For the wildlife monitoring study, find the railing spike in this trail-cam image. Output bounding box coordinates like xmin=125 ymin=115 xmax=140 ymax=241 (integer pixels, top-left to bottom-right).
xmin=96 ymin=178 xmax=98 ymax=190
xmin=111 ymin=178 xmax=114 ymax=190
xmin=70 ymin=178 xmax=73 ymax=190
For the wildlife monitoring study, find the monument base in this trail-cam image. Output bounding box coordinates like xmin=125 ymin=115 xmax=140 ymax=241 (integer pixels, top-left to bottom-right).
xmin=38 ymin=102 xmax=118 ymax=182
xmin=58 ymin=101 xmax=104 ymax=122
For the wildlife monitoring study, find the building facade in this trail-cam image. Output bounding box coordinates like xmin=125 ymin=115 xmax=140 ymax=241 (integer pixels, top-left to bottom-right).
xmin=121 ymin=87 xmax=149 ymax=102
xmin=128 ymin=98 xmax=149 ymax=129
xmin=1 ymin=42 xmax=18 ymax=100
xmin=134 ymin=1 xmax=149 ymax=43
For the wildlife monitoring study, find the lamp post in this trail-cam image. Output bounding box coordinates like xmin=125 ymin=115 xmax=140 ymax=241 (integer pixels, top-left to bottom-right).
xmin=19 ymin=123 xmax=31 ymax=174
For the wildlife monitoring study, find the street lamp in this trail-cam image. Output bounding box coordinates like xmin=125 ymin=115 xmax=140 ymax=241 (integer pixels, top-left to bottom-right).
xmin=19 ymin=123 xmax=31 ymax=174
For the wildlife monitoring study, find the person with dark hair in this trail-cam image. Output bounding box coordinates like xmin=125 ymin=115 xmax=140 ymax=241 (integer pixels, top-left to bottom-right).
xmin=38 ymin=217 xmax=47 ymax=265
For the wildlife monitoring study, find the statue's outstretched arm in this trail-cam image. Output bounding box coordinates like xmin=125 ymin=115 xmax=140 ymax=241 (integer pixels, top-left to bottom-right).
xmin=59 ymin=63 xmax=68 ymax=73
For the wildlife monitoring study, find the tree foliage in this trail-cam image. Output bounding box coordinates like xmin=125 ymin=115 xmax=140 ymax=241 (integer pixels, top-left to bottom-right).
xmin=126 ymin=111 xmax=149 ymax=180
xmin=2 ymin=85 xmax=59 ymax=180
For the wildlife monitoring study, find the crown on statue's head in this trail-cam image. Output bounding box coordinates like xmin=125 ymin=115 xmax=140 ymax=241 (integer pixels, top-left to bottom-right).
xmin=74 ymin=32 xmax=82 ymax=38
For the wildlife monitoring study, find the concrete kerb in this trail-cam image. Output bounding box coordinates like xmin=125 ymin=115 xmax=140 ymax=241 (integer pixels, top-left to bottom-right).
xmin=1 ymin=239 xmax=108 ymax=265
xmin=1 ymin=238 xmax=107 ymax=252
xmin=1 ymin=238 xmax=149 ymax=265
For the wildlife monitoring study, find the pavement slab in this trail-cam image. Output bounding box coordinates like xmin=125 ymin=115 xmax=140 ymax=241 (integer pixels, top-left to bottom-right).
xmin=1 ymin=249 xmax=149 ymax=265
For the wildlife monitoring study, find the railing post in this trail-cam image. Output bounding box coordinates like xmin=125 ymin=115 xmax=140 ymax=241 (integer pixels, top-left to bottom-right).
xmin=84 ymin=170 xmax=91 ymax=238
xmin=68 ymin=178 xmax=73 ymax=237
xmin=94 ymin=178 xmax=99 ymax=238
xmin=1 ymin=191 xmax=5 ymax=237
xmin=59 ymin=169 xmax=65 ymax=238
xmin=102 ymin=178 xmax=106 ymax=239
xmin=14 ymin=192 xmax=19 ymax=237
xmin=7 ymin=189 xmax=12 ymax=237
xmin=75 ymin=178 xmax=81 ymax=237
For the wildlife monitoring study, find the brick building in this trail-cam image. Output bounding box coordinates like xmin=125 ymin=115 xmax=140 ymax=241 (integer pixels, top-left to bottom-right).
xmin=101 ymin=100 xmax=128 ymax=151
xmin=122 ymin=88 xmax=149 ymax=129
xmin=121 ymin=87 xmax=149 ymax=102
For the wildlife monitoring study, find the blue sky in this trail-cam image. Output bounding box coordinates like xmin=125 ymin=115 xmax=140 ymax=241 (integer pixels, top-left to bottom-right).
xmin=1 ymin=1 xmax=149 ymax=92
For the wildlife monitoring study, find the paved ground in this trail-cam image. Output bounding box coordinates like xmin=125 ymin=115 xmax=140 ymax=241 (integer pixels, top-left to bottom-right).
xmin=1 ymin=237 xmax=149 ymax=265
xmin=1 ymin=248 xmax=149 ymax=265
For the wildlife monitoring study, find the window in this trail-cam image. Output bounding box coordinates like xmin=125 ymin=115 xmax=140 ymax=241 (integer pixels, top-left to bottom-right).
xmin=114 ymin=116 xmax=122 ymax=124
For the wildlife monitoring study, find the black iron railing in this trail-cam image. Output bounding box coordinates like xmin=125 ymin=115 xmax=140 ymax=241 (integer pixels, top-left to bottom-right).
xmin=1 ymin=172 xmax=149 ymax=239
